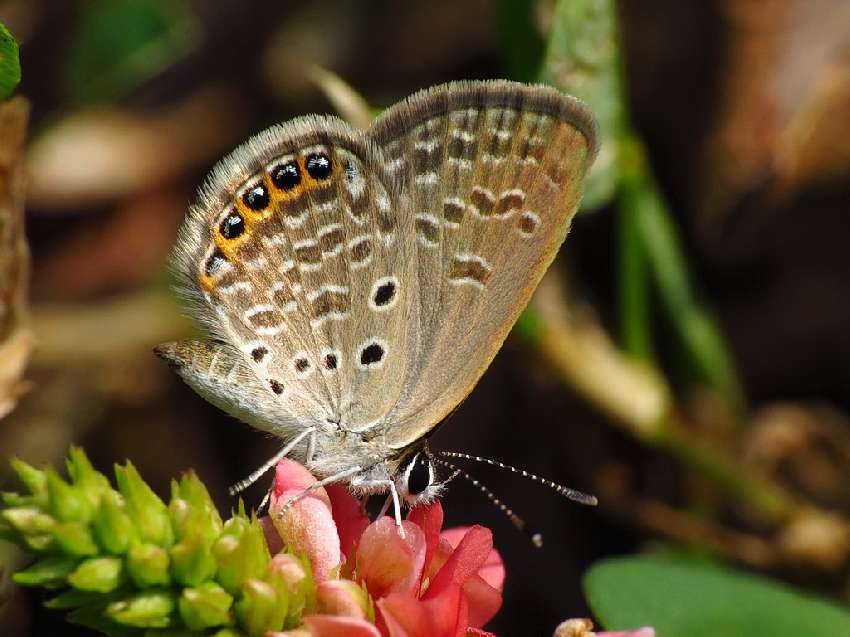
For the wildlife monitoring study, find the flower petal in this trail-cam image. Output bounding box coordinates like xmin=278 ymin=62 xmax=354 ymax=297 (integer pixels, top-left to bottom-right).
xmin=462 ymin=574 xmax=502 ymax=629
xmin=304 ymin=614 xmax=383 ymax=637
xmin=272 ymin=459 xmax=332 ymax=508
xmin=378 ymin=584 xmax=467 ymax=637
xmin=406 ymin=501 xmax=443 ymax=583
xmin=270 ymin=460 xmax=340 ymax=582
xmin=425 ymin=526 xmax=493 ymax=599
xmin=327 ymin=484 xmax=369 ymax=561
xmin=260 ymin=515 xmax=284 ymax=555
xmin=441 ymin=527 xmax=504 ymax=592
xmin=356 ymin=517 xmax=425 ymax=599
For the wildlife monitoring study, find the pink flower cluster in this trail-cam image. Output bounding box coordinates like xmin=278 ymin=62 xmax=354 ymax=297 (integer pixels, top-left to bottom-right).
xmin=263 ymin=459 xmax=504 ymax=637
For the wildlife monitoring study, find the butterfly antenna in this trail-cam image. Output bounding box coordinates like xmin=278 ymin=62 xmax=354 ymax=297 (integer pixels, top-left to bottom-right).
xmin=438 ymin=451 xmax=598 ymax=506
xmin=432 ymin=456 xmax=544 ymax=548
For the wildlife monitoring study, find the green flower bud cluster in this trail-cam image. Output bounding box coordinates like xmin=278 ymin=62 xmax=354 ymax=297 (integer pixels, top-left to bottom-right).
xmin=1 ymin=447 xmax=317 ymax=636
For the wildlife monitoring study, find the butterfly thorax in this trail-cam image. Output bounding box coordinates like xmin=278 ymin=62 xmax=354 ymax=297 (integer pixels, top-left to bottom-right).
xmin=303 ymin=424 xmax=401 ymax=486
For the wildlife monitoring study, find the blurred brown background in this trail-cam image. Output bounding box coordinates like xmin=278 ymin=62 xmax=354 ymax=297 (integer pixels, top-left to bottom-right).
xmin=1 ymin=1 xmax=849 ymax=635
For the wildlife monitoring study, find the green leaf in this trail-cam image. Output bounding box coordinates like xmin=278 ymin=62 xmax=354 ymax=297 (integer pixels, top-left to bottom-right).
xmin=584 ymin=555 xmax=850 ymax=637
xmin=539 ymin=0 xmax=624 ymax=211
xmin=0 ymin=23 xmax=21 ymax=100
xmin=64 ymin=0 xmax=199 ymax=105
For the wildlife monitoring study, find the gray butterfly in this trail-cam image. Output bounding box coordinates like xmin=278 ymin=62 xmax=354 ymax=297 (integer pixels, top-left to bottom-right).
xmin=155 ymin=80 xmax=598 ymax=525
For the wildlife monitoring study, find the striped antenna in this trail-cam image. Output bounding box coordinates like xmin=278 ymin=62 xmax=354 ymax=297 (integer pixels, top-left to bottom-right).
xmin=432 ymin=456 xmax=544 ymax=548
xmin=438 ymin=451 xmax=598 ymax=506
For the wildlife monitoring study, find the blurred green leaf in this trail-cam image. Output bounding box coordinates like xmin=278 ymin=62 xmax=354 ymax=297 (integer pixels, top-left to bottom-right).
xmin=513 ymin=307 xmax=542 ymax=346
xmin=0 ymin=23 xmax=21 ymax=100
xmin=495 ymin=0 xmax=544 ymax=82
xmin=619 ymin=139 xmax=743 ymax=409
xmin=539 ymin=0 xmax=623 ymax=211
xmin=584 ymin=555 xmax=850 ymax=637
xmin=65 ymin=0 xmax=199 ymax=105
xmin=618 ymin=202 xmax=652 ymax=360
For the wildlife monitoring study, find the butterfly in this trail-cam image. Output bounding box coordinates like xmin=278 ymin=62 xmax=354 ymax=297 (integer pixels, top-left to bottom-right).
xmin=155 ymin=80 xmax=598 ymax=527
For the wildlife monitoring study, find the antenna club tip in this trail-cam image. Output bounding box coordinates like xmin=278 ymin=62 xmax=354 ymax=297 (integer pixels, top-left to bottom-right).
xmin=531 ymin=533 xmax=544 ymax=548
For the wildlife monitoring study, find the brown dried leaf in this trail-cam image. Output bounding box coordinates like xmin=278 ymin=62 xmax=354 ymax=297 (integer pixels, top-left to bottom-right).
xmin=742 ymin=403 xmax=850 ymax=507
xmin=307 ymin=66 xmax=372 ymax=132
xmin=35 ymin=191 xmax=185 ymax=299
xmin=0 ymin=96 xmax=32 ymax=420
xmin=700 ymin=0 xmax=850 ymax=226
xmin=26 ymin=88 xmax=246 ymax=211
xmin=532 ymin=272 xmax=671 ymax=434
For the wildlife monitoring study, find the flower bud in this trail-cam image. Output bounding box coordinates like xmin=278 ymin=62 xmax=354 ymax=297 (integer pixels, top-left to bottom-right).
xmin=214 ymin=516 xmax=270 ymax=594
xmin=12 ymin=555 xmax=78 ymax=587
xmin=266 ymin=553 xmax=315 ymax=625
xmin=127 ymin=543 xmax=170 ymax=588
xmin=106 ymin=590 xmax=176 ymax=628
xmin=178 ymin=581 xmax=234 ymax=630
xmin=66 ymin=447 xmax=111 ymax=508
xmin=235 ymin=578 xmax=288 ymax=636
xmin=170 ymin=472 xmax=222 ymax=541
xmin=91 ymin=490 xmax=137 ymax=554
xmin=51 ymin=521 xmax=98 ymax=557
xmin=115 ymin=461 xmax=173 ymax=547
xmin=3 ymin=506 xmax=55 ymax=536
xmin=170 ymin=533 xmax=218 ymax=586
xmin=316 ymin=579 xmax=370 ymax=620
xmin=46 ymin=468 xmax=92 ymax=523
xmin=67 ymin=556 xmax=125 ymax=593
xmin=10 ymin=458 xmax=47 ymax=504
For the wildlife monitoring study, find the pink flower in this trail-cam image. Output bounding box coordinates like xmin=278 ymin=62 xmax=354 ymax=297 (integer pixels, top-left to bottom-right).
xmin=265 ymin=459 xmax=505 ymax=637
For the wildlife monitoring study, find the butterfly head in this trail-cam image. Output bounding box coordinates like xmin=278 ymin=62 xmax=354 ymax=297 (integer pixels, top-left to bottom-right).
xmin=395 ymin=448 xmax=443 ymax=506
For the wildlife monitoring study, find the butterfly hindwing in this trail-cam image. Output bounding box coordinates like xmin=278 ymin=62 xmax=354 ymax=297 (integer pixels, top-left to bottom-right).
xmin=369 ymin=81 xmax=598 ymax=447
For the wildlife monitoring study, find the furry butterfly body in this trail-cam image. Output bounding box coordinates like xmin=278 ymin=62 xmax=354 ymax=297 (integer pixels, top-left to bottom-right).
xmin=156 ymin=80 xmax=597 ymax=510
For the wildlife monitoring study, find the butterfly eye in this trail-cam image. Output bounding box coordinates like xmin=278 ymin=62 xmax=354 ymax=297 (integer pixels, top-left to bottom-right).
xmin=402 ymin=453 xmax=434 ymax=497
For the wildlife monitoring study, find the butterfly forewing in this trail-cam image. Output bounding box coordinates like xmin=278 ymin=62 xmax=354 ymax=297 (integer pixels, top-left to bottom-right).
xmin=368 ymin=81 xmax=598 ymax=447
xmin=168 ymin=116 xmax=418 ymax=436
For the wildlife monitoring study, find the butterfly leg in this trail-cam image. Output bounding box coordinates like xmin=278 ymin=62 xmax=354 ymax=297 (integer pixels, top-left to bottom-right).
xmin=356 ymin=479 xmax=405 ymax=538
xmin=277 ymin=466 xmax=363 ymax=518
xmin=228 ymin=427 xmax=315 ymax=496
